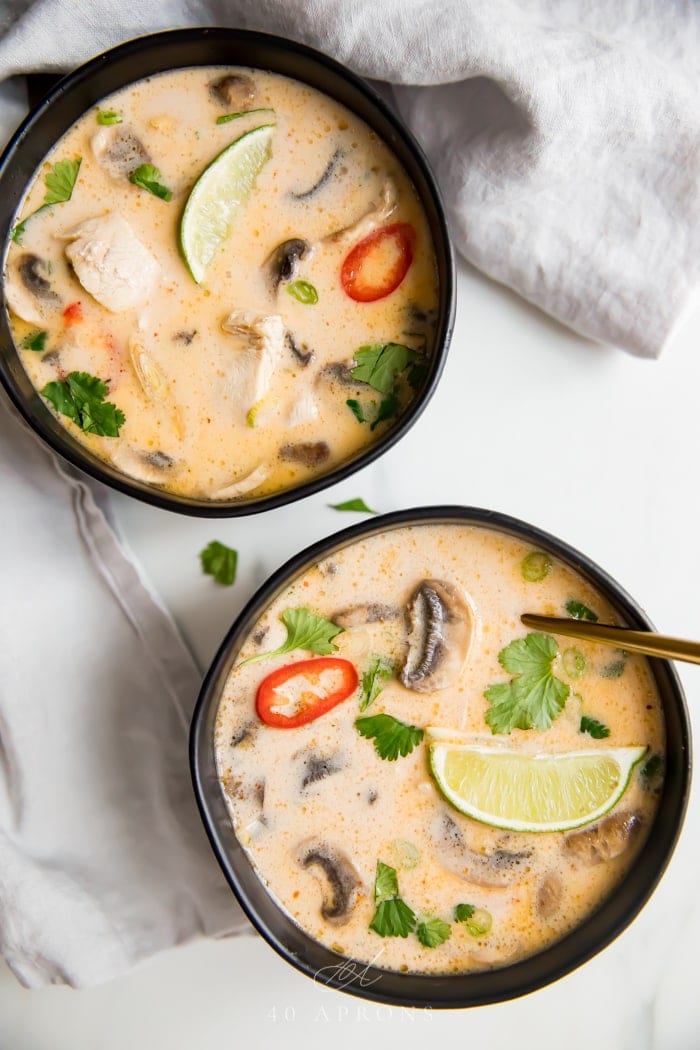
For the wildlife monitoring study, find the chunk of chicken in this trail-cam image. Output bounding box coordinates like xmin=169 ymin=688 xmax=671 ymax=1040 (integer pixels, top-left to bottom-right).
xmin=221 ymin=310 xmax=285 ymax=417
xmin=324 ymin=177 xmax=398 ymax=245
xmin=65 ymin=214 xmax=159 ymax=312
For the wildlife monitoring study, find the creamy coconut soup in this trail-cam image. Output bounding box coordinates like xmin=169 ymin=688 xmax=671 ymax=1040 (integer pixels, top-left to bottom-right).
xmin=4 ymin=68 xmax=438 ymax=499
xmin=215 ymin=523 xmax=664 ymax=975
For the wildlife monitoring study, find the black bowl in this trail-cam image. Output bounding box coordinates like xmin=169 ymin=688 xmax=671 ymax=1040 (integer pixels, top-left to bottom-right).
xmin=0 ymin=28 xmax=454 ymax=517
xmin=190 ymin=505 xmax=691 ymax=1007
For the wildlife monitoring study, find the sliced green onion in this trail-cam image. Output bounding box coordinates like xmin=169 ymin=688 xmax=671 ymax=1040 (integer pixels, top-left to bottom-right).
xmin=97 ymin=110 xmax=123 ymax=125
xmin=521 ymin=551 xmax=552 ymax=582
xmin=287 ymin=279 xmax=318 ymax=305
xmin=216 ymin=107 xmax=275 ymax=125
xmin=563 ymin=647 xmax=586 ymax=679
xmin=456 ymin=905 xmax=492 ymax=937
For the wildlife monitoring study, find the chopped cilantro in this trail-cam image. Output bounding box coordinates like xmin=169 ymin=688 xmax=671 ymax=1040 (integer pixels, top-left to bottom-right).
xmin=580 ymin=715 xmax=611 ymax=739
xmin=346 ymin=399 xmax=365 ymax=423
xmin=641 ymin=753 xmax=664 ymax=782
xmin=454 ymin=903 xmax=475 ymax=922
xmin=416 ymin=917 xmax=452 ymax=948
xmin=369 ymin=861 xmax=416 ymax=939
xmin=328 ymin=498 xmax=377 ymax=514
xmin=351 ymin=342 xmax=419 ymax=394
xmin=566 ymin=599 xmax=598 ymax=622
xmin=12 ymin=157 xmax=81 ymax=242
xmin=200 ymin=541 xmax=238 ymax=586
xmin=129 ymin=164 xmax=172 ymax=201
xmin=370 ymin=387 xmax=400 ymax=431
xmin=42 ymin=371 xmax=125 ymax=437
xmin=358 ymin=657 xmax=393 ymax=711
xmin=484 ymin=633 xmax=570 ymax=734
xmin=238 ymin=607 xmax=344 ymax=667
xmin=455 ymin=905 xmax=492 ymax=937
xmin=22 ymin=330 xmax=48 ymax=352
xmin=355 ymin=713 xmax=424 ymax=760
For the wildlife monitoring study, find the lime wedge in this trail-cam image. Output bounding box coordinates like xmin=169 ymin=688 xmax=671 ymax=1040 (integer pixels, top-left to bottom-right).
xmin=180 ymin=124 xmax=275 ymax=283
xmin=428 ymin=736 xmax=646 ymax=833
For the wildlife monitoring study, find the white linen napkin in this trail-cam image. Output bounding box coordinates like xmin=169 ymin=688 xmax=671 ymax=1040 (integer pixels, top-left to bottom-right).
xmin=0 ymin=0 xmax=698 ymax=357
xmin=0 ymin=403 xmax=249 ymax=988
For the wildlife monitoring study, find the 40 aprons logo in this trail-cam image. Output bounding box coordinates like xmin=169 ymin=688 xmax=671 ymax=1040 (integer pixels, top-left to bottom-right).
xmin=313 ymin=946 xmax=386 ymax=991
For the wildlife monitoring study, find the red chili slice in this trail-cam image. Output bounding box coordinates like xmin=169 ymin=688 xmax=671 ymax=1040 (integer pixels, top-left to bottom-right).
xmin=256 ymin=657 xmax=358 ymax=728
xmin=62 ymin=301 xmax=83 ymax=326
xmin=340 ymin=222 xmax=415 ymax=302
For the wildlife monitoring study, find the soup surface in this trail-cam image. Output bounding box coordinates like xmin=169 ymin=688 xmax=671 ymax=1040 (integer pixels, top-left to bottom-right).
xmin=215 ymin=522 xmax=664 ymax=974
xmin=4 ymin=67 xmax=438 ymax=499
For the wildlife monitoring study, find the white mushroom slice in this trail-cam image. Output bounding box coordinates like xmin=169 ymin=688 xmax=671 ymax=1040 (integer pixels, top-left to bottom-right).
xmin=221 ymin=310 xmax=285 ymax=415
xmin=209 ymin=463 xmax=270 ymax=500
xmin=91 ymin=125 xmax=150 ymax=181
xmin=4 ymin=253 xmax=61 ymax=325
xmin=111 ymin=446 xmax=177 ymax=485
xmin=324 ymin=177 xmax=398 ymax=244
xmin=65 ymin=214 xmax=159 ymax=312
xmin=400 ymin=579 xmax=474 ymax=692
xmin=286 ymin=389 xmax=319 ymax=427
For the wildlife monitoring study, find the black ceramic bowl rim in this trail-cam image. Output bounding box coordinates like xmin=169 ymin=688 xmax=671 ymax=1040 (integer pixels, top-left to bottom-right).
xmin=0 ymin=27 xmax=454 ymax=518
xmin=190 ymin=505 xmax=692 ymax=1008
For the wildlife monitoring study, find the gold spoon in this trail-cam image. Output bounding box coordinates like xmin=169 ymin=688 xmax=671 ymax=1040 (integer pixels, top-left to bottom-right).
xmin=520 ymin=614 xmax=700 ymax=666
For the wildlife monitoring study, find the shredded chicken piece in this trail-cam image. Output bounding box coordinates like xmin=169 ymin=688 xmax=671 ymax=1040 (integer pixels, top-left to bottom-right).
xmin=65 ymin=214 xmax=159 ymax=312
xmin=221 ymin=310 xmax=285 ymax=415
xmin=324 ymin=177 xmax=398 ymax=244
xmin=209 ymin=463 xmax=270 ymax=500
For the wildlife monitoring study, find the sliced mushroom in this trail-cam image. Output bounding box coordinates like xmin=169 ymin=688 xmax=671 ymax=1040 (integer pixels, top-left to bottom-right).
xmin=290 ymin=147 xmax=343 ymax=201
xmin=536 ymin=872 xmax=563 ymax=919
xmin=5 ymin=253 xmax=61 ymax=324
xmin=564 ymin=811 xmax=641 ymax=866
xmin=173 ymin=329 xmax=197 ymax=345
xmin=298 ymin=750 xmax=344 ymax=790
xmin=434 ymin=814 xmax=531 ymax=888
xmin=333 ymin=603 xmax=402 ymax=628
xmin=210 ymin=73 xmax=256 ymax=109
xmin=231 ymin=721 xmax=257 ymax=748
xmin=324 ymin=177 xmax=397 ymax=245
xmin=111 ymin=446 xmax=177 ymax=485
xmin=64 ymin=214 xmax=160 ymax=312
xmin=91 ymin=125 xmax=150 ymax=181
xmin=400 ymin=579 xmax=473 ymax=692
xmin=285 ymin=331 xmax=313 ymax=367
xmin=318 ymin=362 xmax=361 ymax=387
xmin=298 ymin=839 xmax=361 ymax=925
xmin=209 ymin=463 xmax=270 ymax=500
xmin=280 ymin=441 xmax=330 ymax=468
xmin=267 ymin=238 xmax=312 ymax=289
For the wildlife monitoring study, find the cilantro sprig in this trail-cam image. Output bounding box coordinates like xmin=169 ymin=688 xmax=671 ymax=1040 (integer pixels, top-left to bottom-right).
xmin=238 ymin=607 xmax=344 ymax=667
xmin=347 ymin=342 xmax=425 ymax=430
xmin=416 ymin=917 xmax=452 ymax=948
xmin=358 ymin=657 xmax=393 ymax=711
xmin=129 ymin=164 xmax=172 ymax=202
xmin=355 ymin=713 xmax=423 ymax=759
xmin=22 ymin=330 xmax=48 ymax=352
xmin=484 ymin=633 xmax=570 ymax=734
xmin=42 ymin=371 xmax=125 ymax=437
xmin=328 ymin=497 xmax=377 ymax=514
xmin=369 ymin=861 xmax=416 ymax=939
xmin=12 ymin=158 xmax=81 ymax=243
xmin=200 ymin=541 xmax=238 ymax=586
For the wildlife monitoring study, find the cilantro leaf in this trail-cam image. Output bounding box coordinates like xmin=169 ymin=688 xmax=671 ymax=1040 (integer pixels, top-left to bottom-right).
xmin=328 ymin=498 xmax=377 ymax=514
xmin=566 ymin=599 xmax=598 ymax=622
xmin=374 ymin=860 xmax=399 ymax=900
xmin=351 ymin=342 xmax=419 ymax=394
xmin=416 ymin=917 xmax=452 ymax=948
xmin=22 ymin=330 xmax=48 ymax=352
xmin=346 ymin=399 xmax=365 ymax=423
xmin=580 ymin=715 xmax=610 ymax=739
xmin=238 ymin=607 xmax=344 ymax=667
xmin=484 ymin=633 xmax=570 ymax=734
xmin=96 ymin=110 xmax=123 ymax=125
xmin=42 ymin=371 xmax=125 ymax=437
xmin=454 ymin=905 xmax=492 ymax=936
xmin=454 ymin=903 xmax=475 ymax=922
xmin=370 ymin=897 xmax=416 ymax=938
xmin=359 ymin=657 xmax=393 ymax=711
xmin=200 ymin=541 xmax=238 ymax=586
xmin=370 ymin=387 xmax=400 ymax=430
xmin=43 ymin=158 xmax=81 ymax=206
xmin=355 ymin=713 xmax=424 ymax=760
xmin=129 ymin=164 xmax=172 ymax=202
xmin=641 ymin=753 xmax=663 ymax=782
xmin=12 ymin=157 xmax=81 ymax=241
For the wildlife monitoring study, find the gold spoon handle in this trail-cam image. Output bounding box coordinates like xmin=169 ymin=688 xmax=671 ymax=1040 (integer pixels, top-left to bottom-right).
xmin=520 ymin=614 xmax=700 ymax=666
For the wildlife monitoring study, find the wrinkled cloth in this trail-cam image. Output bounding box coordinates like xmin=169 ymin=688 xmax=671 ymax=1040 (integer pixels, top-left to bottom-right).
xmin=0 ymin=402 xmax=248 ymax=988
xmin=0 ymin=0 xmax=698 ymax=355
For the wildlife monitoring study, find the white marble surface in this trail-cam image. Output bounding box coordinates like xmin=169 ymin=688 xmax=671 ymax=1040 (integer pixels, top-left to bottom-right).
xmin=1 ymin=258 xmax=699 ymax=1049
